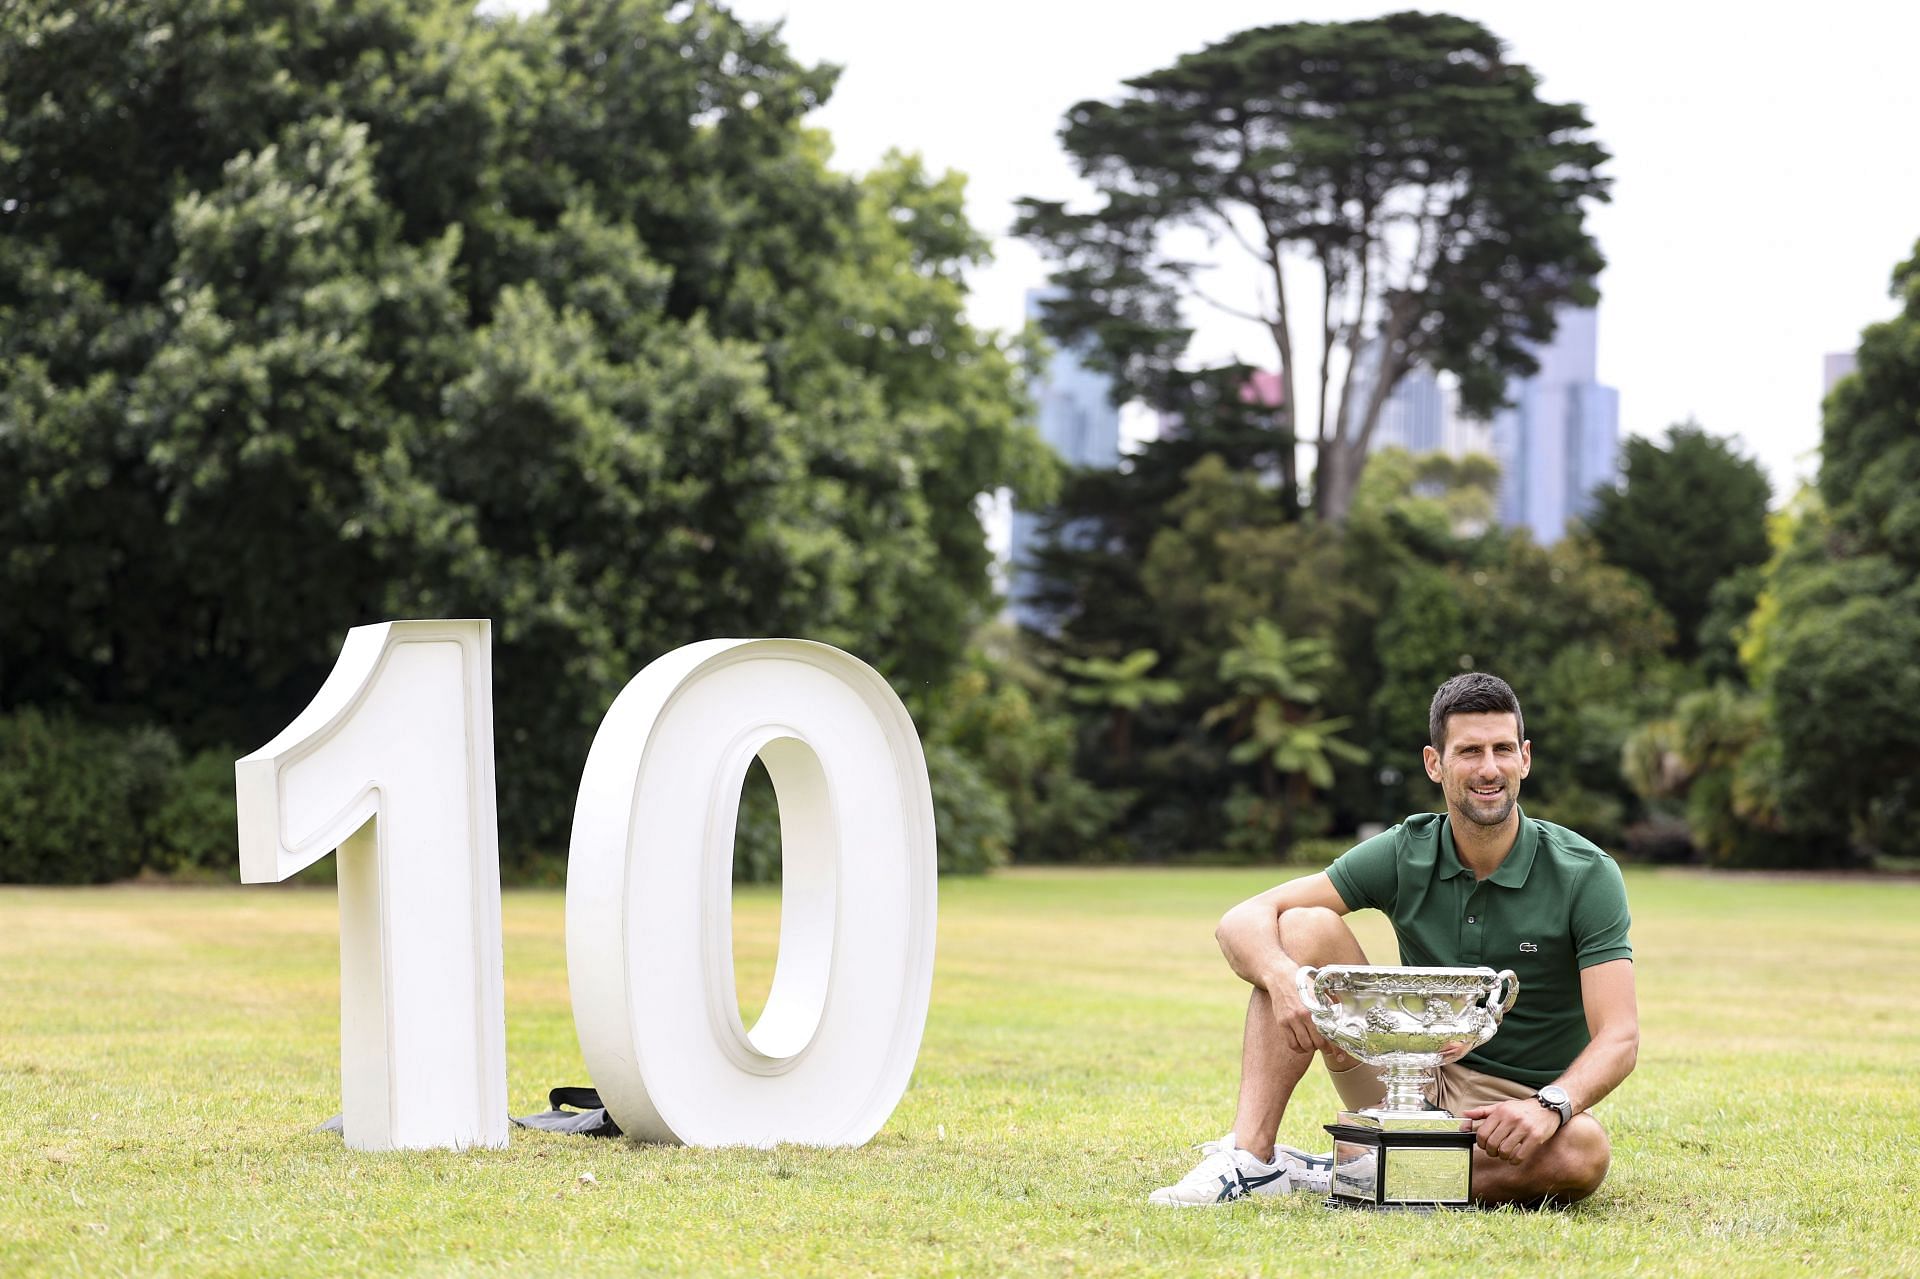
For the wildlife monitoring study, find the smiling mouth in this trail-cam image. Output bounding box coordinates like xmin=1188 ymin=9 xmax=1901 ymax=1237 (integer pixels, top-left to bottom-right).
xmin=1469 ymin=785 xmax=1504 ymax=800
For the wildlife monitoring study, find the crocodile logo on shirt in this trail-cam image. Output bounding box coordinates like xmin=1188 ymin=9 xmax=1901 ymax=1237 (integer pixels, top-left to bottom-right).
xmin=1518 ymin=941 xmax=1539 ymax=953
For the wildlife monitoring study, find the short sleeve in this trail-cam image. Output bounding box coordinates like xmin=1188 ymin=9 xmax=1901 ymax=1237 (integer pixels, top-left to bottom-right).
xmin=1570 ymin=854 xmax=1633 ymax=968
xmin=1326 ymin=826 xmax=1402 ymax=914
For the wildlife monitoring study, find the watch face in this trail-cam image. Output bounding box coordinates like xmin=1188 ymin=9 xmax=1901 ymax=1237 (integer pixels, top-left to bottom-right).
xmin=1539 ymin=1086 xmax=1569 ymax=1105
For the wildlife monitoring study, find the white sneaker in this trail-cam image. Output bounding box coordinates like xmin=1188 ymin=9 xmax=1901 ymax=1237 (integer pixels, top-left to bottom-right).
xmin=1273 ymin=1143 xmax=1334 ymax=1195
xmin=1148 ymin=1133 xmax=1327 ymax=1207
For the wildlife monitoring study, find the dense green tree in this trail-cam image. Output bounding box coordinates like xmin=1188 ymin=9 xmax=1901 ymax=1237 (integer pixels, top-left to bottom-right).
xmin=1228 ymin=708 xmax=1367 ymax=797
xmin=1132 ymin=452 xmax=1375 ymax=848
xmin=1014 ymin=11 xmax=1608 ymax=522
xmin=1587 ymin=423 xmax=1772 ymax=661
xmin=919 ymin=631 xmax=1132 ymax=864
xmin=1350 ymin=449 xmax=1502 ymax=553
xmin=1209 ymin=621 xmax=1337 ymax=716
xmin=1620 ymin=685 xmax=1808 ymax=866
xmin=1734 ymin=243 xmax=1920 ymax=861
xmin=1694 ymin=562 xmax=1766 ymax=685
xmin=1059 ymin=649 xmax=1183 ymax=764
xmin=1368 ymin=563 xmax=1469 ymax=796
xmin=1365 ymin=526 xmax=1674 ymax=842
xmin=1022 ymin=363 xmax=1292 ymax=650
xmin=1014 ymin=365 xmax=1316 ymax=856
xmin=0 ymin=111 xmax=465 ymax=742
xmin=0 ymin=0 xmax=1052 ymax=864
xmin=1028 ymin=427 xmax=1509 ymax=858
xmin=1141 ymin=456 xmax=1363 ymax=688
xmin=1203 ymin=622 xmax=1366 ymax=849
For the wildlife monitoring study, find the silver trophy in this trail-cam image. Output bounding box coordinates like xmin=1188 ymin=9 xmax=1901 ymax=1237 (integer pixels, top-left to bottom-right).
xmin=1295 ymin=964 xmax=1518 ymax=1209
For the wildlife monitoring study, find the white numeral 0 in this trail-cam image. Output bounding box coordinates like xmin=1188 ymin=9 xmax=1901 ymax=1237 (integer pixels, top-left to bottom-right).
xmin=236 ymin=622 xmax=936 ymax=1152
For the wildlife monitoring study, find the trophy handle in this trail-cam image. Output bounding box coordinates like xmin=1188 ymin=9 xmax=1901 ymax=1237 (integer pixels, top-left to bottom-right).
xmin=1294 ymin=965 xmax=1331 ymax=1014
xmin=1486 ymin=969 xmax=1519 ymax=1023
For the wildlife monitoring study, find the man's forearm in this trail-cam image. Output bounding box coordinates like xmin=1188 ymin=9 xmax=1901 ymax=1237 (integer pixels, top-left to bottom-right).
xmin=1550 ymin=1026 xmax=1638 ymax=1115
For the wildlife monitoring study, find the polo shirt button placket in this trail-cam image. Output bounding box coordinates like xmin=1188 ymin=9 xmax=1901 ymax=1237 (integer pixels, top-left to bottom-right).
xmin=1463 ymin=898 xmax=1485 ymax=963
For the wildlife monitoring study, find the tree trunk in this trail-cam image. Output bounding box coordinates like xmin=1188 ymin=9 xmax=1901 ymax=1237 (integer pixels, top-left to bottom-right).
xmin=1276 ymin=413 xmax=1301 ymax=517
xmin=1276 ymin=772 xmax=1297 ymax=858
xmin=1321 ymin=296 xmax=1417 ymax=525
xmin=1110 ymin=707 xmax=1132 ymax=764
xmin=1317 ymin=436 xmax=1362 ymax=526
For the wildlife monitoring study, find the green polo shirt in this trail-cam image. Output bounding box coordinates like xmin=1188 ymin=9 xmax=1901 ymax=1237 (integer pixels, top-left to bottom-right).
xmin=1325 ymin=810 xmax=1633 ymax=1087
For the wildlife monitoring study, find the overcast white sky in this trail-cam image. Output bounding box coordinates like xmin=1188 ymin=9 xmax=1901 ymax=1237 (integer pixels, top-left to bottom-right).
xmin=506 ymin=1 xmax=1920 ymax=500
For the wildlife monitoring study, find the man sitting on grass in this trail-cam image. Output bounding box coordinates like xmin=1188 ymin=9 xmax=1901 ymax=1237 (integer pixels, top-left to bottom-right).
xmin=1150 ymin=672 xmax=1638 ymax=1207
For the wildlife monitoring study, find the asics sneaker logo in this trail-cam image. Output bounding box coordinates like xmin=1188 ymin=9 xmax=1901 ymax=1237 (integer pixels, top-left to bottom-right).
xmin=1220 ymin=1168 xmax=1289 ymax=1200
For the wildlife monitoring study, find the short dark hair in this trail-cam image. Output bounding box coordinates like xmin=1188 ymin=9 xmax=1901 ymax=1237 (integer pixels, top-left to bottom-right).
xmin=1429 ymin=673 xmax=1525 ymax=751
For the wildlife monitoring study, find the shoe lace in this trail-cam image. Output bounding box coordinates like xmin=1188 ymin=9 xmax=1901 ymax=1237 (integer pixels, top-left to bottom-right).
xmin=1174 ymin=1138 xmax=1241 ymax=1188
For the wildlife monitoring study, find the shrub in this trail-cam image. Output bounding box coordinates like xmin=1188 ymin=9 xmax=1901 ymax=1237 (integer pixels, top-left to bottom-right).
xmin=917 ymin=655 xmax=1131 ymax=865
xmin=1287 ymin=835 xmax=1354 ymax=866
xmin=151 ymin=748 xmax=241 ymax=876
xmin=1684 ymin=763 xmax=1819 ymax=868
xmin=0 ymin=710 xmax=178 ymax=883
xmin=1620 ymin=814 xmax=1697 ymax=864
xmin=1530 ymin=784 xmax=1627 ymax=852
xmin=1219 ymin=787 xmax=1285 ymax=861
xmin=923 ymin=742 xmax=1013 ymax=876
xmin=1621 ymin=687 xmax=1853 ymax=869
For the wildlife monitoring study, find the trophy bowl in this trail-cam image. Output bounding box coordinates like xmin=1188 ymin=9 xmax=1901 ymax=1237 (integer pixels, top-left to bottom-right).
xmin=1295 ymin=964 xmax=1518 ymax=1116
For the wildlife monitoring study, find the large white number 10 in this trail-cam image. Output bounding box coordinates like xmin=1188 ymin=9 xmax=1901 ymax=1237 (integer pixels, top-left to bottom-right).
xmin=235 ymin=620 xmax=937 ymax=1153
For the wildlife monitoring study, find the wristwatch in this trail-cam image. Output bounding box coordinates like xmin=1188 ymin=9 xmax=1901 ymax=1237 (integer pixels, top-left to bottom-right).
xmin=1534 ymin=1084 xmax=1573 ymax=1128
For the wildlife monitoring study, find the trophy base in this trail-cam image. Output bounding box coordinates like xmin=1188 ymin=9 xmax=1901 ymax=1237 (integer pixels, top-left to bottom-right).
xmin=1336 ymin=1108 xmax=1469 ymax=1133
xmin=1324 ymin=1122 xmax=1477 ymax=1210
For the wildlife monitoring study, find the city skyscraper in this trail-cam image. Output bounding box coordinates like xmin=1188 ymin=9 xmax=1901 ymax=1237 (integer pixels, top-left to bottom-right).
xmin=1367 ymin=362 xmax=1448 ymax=455
xmin=1006 ymin=289 xmax=1123 ymax=629
xmin=1824 ymin=351 xmax=1858 ymax=394
xmin=1349 ymin=309 xmax=1616 ymax=543
xmin=1489 ymin=307 xmax=1620 ymax=544
xmin=1355 ymin=350 xmax=1492 ymax=461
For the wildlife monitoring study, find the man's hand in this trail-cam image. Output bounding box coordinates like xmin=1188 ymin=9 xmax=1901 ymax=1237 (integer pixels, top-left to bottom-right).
xmin=1462 ymin=1098 xmax=1561 ymax=1164
xmin=1265 ymin=963 xmax=1331 ymax=1056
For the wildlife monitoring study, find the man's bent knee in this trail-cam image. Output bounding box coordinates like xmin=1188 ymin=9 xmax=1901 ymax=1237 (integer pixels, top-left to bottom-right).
xmin=1555 ymin=1116 xmax=1611 ymax=1201
xmin=1472 ymin=1114 xmax=1610 ymax=1206
xmin=1279 ymin=905 xmax=1343 ymax=935
xmin=1277 ymin=906 xmax=1359 ymax=955
xmin=1508 ymin=1115 xmax=1608 ymax=1204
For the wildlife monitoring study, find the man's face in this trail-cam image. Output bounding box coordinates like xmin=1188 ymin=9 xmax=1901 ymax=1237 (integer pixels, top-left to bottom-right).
xmin=1422 ymin=711 xmax=1531 ymax=828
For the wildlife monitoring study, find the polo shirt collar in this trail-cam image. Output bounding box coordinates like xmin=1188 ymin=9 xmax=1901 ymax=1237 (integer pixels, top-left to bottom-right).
xmin=1439 ymin=809 xmax=1539 ymax=886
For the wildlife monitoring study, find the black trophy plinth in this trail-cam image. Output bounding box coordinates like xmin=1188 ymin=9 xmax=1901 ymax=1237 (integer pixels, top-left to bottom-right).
xmin=1324 ymin=1121 xmax=1478 ymax=1211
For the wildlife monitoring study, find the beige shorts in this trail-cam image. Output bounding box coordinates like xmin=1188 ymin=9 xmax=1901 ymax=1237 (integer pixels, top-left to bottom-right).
xmin=1327 ymin=1056 xmax=1537 ymax=1114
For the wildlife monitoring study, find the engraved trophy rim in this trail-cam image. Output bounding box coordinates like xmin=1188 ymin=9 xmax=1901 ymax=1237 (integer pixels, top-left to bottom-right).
xmin=1308 ymin=963 xmax=1509 ymax=984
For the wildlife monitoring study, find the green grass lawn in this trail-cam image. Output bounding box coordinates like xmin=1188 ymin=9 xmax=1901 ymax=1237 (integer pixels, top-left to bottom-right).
xmin=1 ymin=866 xmax=1915 ymax=1277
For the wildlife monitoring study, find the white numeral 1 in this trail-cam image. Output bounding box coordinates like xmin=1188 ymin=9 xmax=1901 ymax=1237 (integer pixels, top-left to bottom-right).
xmin=235 ymin=620 xmax=507 ymax=1151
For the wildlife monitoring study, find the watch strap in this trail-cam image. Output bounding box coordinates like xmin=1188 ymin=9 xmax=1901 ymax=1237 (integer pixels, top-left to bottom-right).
xmin=1534 ymin=1089 xmax=1571 ymax=1127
